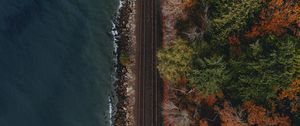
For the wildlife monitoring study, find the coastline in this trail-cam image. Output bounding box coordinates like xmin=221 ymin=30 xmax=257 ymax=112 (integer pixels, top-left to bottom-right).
xmin=113 ymin=0 xmax=136 ymax=125
xmin=113 ymin=0 xmax=163 ymax=125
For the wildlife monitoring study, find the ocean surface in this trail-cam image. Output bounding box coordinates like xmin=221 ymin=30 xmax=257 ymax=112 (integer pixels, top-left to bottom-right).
xmin=0 ymin=0 xmax=119 ymax=126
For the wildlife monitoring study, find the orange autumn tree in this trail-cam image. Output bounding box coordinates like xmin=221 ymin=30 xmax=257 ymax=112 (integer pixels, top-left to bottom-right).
xmin=182 ymin=0 xmax=196 ymax=8
xmin=243 ymin=101 xmax=291 ymax=126
xmin=219 ymin=102 xmax=247 ymax=126
xmin=246 ymin=0 xmax=300 ymax=38
xmin=199 ymin=119 xmax=208 ymax=126
xmin=279 ymin=77 xmax=300 ymax=112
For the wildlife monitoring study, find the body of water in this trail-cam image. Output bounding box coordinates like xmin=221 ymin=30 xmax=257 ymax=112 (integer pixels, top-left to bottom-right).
xmin=0 ymin=0 xmax=118 ymax=126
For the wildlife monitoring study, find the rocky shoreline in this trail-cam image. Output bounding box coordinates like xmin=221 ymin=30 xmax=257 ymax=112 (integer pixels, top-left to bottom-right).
xmin=112 ymin=0 xmax=136 ymax=125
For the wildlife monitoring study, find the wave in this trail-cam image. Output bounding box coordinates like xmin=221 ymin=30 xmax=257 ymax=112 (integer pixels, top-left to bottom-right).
xmin=108 ymin=0 xmax=123 ymax=125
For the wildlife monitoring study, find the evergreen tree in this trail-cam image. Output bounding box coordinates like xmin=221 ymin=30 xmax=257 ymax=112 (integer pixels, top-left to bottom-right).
xmin=188 ymin=56 xmax=229 ymax=96
xmin=226 ymin=35 xmax=298 ymax=103
xmin=295 ymin=49 xmax=300 ymax=76
xmin=210 ymin=0 xmax=262 ymax=44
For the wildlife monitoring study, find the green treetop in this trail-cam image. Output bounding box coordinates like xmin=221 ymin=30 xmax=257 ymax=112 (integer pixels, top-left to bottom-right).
xmin=210 ymin=0 xmax=262 ymax=44
xmin=226 ymin=35 xmax=298 ymax=103
xmin=295 ymin=47 xmax=300 ymax=76
xmin=187 ymin=56 xmax=229 ymax=96
xmin=157 ymin=38 xmax=194 ymax=83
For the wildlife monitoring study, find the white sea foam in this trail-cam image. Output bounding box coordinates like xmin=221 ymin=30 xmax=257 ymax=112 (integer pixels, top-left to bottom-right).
xmin=109 ymin=0 xmax=123 ymax=125
xmin=108 ymin=96 xmax=113 ymax=125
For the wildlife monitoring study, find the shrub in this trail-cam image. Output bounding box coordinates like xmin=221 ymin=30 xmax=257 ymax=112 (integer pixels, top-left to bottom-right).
xmin=157 ymin=38 xmax=194 ymax=83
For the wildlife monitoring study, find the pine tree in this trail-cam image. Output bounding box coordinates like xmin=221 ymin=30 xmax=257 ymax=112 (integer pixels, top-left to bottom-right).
xmin=295 ymin=49 xmax=300 ymax=76
xmin=187 ymin=56 xmax=229 ymax=96
xmin=210 ymin=0 xmax=262 ymax=44
xmin=226 ymin=35 xmax=298 ymax=102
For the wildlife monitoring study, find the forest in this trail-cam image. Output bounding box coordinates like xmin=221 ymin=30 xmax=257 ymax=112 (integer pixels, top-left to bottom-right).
xmin=158 ymin=0 xmax=300 ymax=125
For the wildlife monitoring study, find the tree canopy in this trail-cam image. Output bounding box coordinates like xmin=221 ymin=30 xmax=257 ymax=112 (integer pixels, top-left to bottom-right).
xmin=160 ymin=0 xmax=300 ymax=125
xmin=157 ymin=38 xmax=194 ymax=83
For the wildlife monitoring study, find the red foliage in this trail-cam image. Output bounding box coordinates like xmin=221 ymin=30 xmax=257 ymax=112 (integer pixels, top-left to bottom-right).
xmin=206 ymin=95 xmax=217 ymax=106
xmin=178 ymin=76 xmax=188 ymax=85
xmin=245 ymin=0 xmax=300 ymax=38
xmin=199 ymin=119 xmax=208 ymax=126
xmin=279 ymin=78 xmax=300 ymax=112
xmin=182 ymin=0 xmax=196 ymax=8
xmin=243 ymin=101 xmax=291 ymax=126
xmin=228 ymin=35 xmax=242 ymax=57
xmin=228 ymin=35 xmax=240 ymax=46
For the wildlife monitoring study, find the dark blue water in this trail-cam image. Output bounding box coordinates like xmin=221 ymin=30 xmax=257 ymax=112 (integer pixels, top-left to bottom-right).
xmin=0 ymin=0 xmax=118 ymax=126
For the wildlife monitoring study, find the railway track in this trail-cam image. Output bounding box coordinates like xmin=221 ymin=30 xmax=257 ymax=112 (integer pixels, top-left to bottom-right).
xmin=135 ymin=0 xmax=162 ymax=125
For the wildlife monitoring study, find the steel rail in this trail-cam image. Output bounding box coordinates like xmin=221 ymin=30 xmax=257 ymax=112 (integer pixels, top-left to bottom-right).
xmin=136 ymin=0 xmax=161 ymax=125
